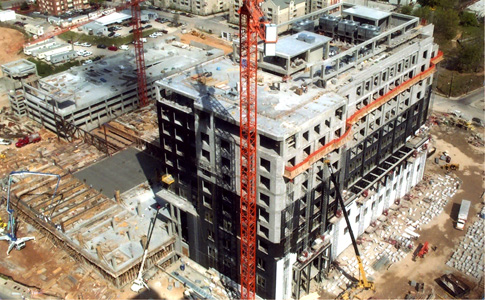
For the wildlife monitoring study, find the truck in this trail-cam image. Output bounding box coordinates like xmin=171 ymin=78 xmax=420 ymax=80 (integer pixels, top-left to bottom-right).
xmin=456 ymin=199 xmax=471 ymax=230
xmin=15 ymin=133 xmax=41 ymax=148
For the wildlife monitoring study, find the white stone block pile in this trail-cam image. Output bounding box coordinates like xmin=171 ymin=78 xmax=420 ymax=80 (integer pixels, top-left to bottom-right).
xmin=321 ymin=175 xmax=459 ymax=295
xmin=446 ymin=215 xmax=484 ymax=279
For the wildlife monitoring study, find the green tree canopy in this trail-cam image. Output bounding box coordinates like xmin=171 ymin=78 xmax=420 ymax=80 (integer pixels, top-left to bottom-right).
xmin=20 ymin=1 xmax=29 ymax=10
xmin=460 ymin=11 xmax=479 ymax=27
xmin=401 ymin=5 xmax=413 ymax=15
xmin=417 ymin=0 xmax=440 ymax=7
xmin=433 ymin=8 xmax=460 ymax=40
xmin=413 ymin=6 xmax=433 ymax=22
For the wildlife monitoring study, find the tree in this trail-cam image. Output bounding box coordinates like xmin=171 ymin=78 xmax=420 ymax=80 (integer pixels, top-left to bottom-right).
xmin=20 ymin=1 xmax=29 ymax=10
xmin=433 ymin=8 xmax=459 ymax=40
xmin=460 ymin=11 xmax=479 ymax=27
xmin=417 ymin=0 xmax=439 ymax=7
xmin=401 ymin=5 xmax=413 ymax=15
xmin=413 ymin=6 xmax=433 ymax=23
xmin=455 ymin=41 xmax=484 ymax=72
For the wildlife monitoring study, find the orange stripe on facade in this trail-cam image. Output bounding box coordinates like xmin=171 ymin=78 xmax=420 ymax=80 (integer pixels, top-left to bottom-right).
xmin=283 ymin=51 xmax=443 ymax=179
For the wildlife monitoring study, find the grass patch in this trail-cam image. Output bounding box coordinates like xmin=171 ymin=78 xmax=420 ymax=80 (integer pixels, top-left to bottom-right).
xmin=27 ymin=57 xmax=81 ymax=77
xmin=58 ymin=29 xmax=158 ymax=47
xmin=433 ymin=23 xmax=484 ymax=97
xmin=461 ymin=25 xmax=483 ymax=39
xmin=435 ymin=68 xmax=484 ymax=97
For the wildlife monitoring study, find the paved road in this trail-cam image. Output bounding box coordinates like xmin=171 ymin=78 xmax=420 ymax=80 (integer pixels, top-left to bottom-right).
xmin=431 ymin=87 xmax=485 ymax=120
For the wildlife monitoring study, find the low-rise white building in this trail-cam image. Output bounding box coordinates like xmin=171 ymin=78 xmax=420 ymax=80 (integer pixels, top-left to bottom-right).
xmin=33 ymin=44 xmax=73 ymax=60
xmin=25 ymin=24 xmax=45 ymax=36
xmin=0 ymin=10 xmax=16 ymax=22
xmin=24 ymin=39 xmax=57 ymax=55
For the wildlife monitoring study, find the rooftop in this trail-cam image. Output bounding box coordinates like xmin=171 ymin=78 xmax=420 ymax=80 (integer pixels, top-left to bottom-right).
xmin=29 ymin=39 xmax=224 ymax=115
xmin=1 ymin=59 xmax=37 ymax=77
xmin=343 ymin=5 xmax=391 ymax=21
xmin=262 ymin=31 xmax=331 ymax=58
xmin=158 ymin=56 xmax=346 ymax=140
xmin=95 ymin=11 xmax=131 ymax=26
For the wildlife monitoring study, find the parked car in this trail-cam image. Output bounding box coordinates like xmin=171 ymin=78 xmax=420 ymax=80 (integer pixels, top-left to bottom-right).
xmin=0 ymin=138 xmax=12 ymax=145
xmin=15 ymin=133 xmax=41 ymax=148
xmin=93 ymin=56 xmax=102 ymax=61
xmin=82 ymin=59 xmax=93 ymax=65
xmin=108 ymin=45 xmax=118 ymax=51
xmin=144 ymin=24 xmax=152 ymax=29
xmin=97 ymin=44 xmax=107 ymax=49
xmin=108 ymin=32 xmax=115 ymax=37
xmin=113 ymin=33 xmax=121 ymax=37
xmin=74 ymin=41 xmax=82 ymax=46
xmin=81 ymin=42 xmax=92 ymax=47
xmin=119 ymin=45 xmax=129 ymax=50
xmin=472 ymin=117 xmax=483 ymax=127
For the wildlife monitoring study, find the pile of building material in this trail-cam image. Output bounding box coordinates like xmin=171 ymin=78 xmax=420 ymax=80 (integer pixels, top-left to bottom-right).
xmin=321 ymin=174 xmax=459 ymax=295
xmin=112 ymin=103 xmax=159 ymax=143
xmin=446 ymin=215 xmax=484 ymax=279
xmin=0 ymin=107 xmax=42 ymax=139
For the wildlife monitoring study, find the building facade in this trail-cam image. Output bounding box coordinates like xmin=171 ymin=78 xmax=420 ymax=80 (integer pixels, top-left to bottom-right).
xmin=155 ymin=3 xmax=441 ymax=300
xmin=38 ymin=0 xmax=89 ymax=16
xmin=230 ymin=0 xmax=306 ymax=32
xmin=154 ymin=0 xmax=228 ymax=16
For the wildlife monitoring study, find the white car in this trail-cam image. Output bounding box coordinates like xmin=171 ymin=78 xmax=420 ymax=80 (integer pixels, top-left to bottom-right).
xmin=119 ymin=45 xmax=129 ymax=50
xmin=0 ymin=138 xmax=12 ymax=145
xmin=113 ymin=33 xmax=121 ymax=37
xmin=82 ymin=59 xmax=93 ymax=65
xmin=77 ymin=50 xmax=86 ymax=56
xmin=149 ymin=33 xmax=157 ymax=38
xmin=82 ymin=42 xmax=92 ymax=47
xmin=74 ymin=41 xmax=81 ymax=46
xmin=83 ymin=51 xmax=92 ymax=57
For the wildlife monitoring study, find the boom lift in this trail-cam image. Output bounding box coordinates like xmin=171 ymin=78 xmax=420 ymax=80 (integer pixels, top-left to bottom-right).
xmin=0 ymin=171 xmax=61 ymax=255
xmin=325 ymin=162 xmax=375 ymax=299
xmin=131 ymin=205 xmax=161 ymax=293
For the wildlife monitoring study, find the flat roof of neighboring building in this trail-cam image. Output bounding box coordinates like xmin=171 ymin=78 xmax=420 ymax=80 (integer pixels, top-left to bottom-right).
xmin=96 ymin=12 xmax=131 ymax=26
xmin=265 ymin=31 xmax=331 ymax=58
xmin=30 ymin=39 xmax=224 ymax=114
xmin=343 ymin=5 xmax=391 ymax=21
xmin=1 ymin=59 xmax=36 ymax=77
xmin=158 ymin=57 xmax=346 ymax=140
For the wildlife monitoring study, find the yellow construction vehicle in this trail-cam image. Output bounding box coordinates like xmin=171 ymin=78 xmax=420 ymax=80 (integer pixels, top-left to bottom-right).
xmin=441 ymin=164 xmax=459 ymax=171
xmin=0 ymin=217 xmax=7 ymax=234
xmin=325 ymin=161 xmax=375 ymax=299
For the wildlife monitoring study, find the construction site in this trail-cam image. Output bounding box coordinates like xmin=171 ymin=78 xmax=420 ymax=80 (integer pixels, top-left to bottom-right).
xmin=0 ymin=1 xmax=484 ymax=300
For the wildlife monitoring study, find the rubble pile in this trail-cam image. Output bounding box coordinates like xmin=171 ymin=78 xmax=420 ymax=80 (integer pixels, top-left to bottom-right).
xmin=321 ymin=175 xmax=459 ymax=296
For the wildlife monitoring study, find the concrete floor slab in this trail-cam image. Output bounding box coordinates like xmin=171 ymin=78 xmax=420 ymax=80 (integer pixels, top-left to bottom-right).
xmin=74 ymin=147 xmax=161 ymax=196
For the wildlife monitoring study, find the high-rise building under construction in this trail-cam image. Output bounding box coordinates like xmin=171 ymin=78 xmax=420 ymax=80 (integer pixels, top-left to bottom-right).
xmin=154 ymin=4 xmax=442 ymax=299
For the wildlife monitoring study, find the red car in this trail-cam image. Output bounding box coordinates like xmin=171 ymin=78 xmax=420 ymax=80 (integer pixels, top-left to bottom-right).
xmin=16 ymin=133 xmax=41 ymax=148
xmin=108 ymin=45 xmax=118 ymax=51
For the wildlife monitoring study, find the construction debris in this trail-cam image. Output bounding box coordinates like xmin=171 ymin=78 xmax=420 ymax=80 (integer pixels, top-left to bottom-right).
xmin=321 ymin=174 xmax=459 ymax=296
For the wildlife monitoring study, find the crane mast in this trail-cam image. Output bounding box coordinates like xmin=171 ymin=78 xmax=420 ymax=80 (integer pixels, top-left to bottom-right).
xmin=238 ymin=1 xmax=276 ymax=298
xmin=131 ymin=0 xmax=148 ymax=107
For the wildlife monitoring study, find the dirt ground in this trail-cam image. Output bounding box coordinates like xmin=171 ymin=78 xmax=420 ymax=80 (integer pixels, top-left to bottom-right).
xmin=179 ymin=31 xmax=233 ymax=54
xmin=359 ymin=120 xmax=485 ymax=299
xmin=0 ymin=27 xmax=26 ymax=66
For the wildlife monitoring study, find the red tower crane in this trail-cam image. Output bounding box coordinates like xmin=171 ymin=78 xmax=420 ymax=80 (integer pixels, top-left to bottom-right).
xmin=238 ymin=2 xmax=276 ymax=299
xmin=130 ymin=0 xmax=148 ymax=107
